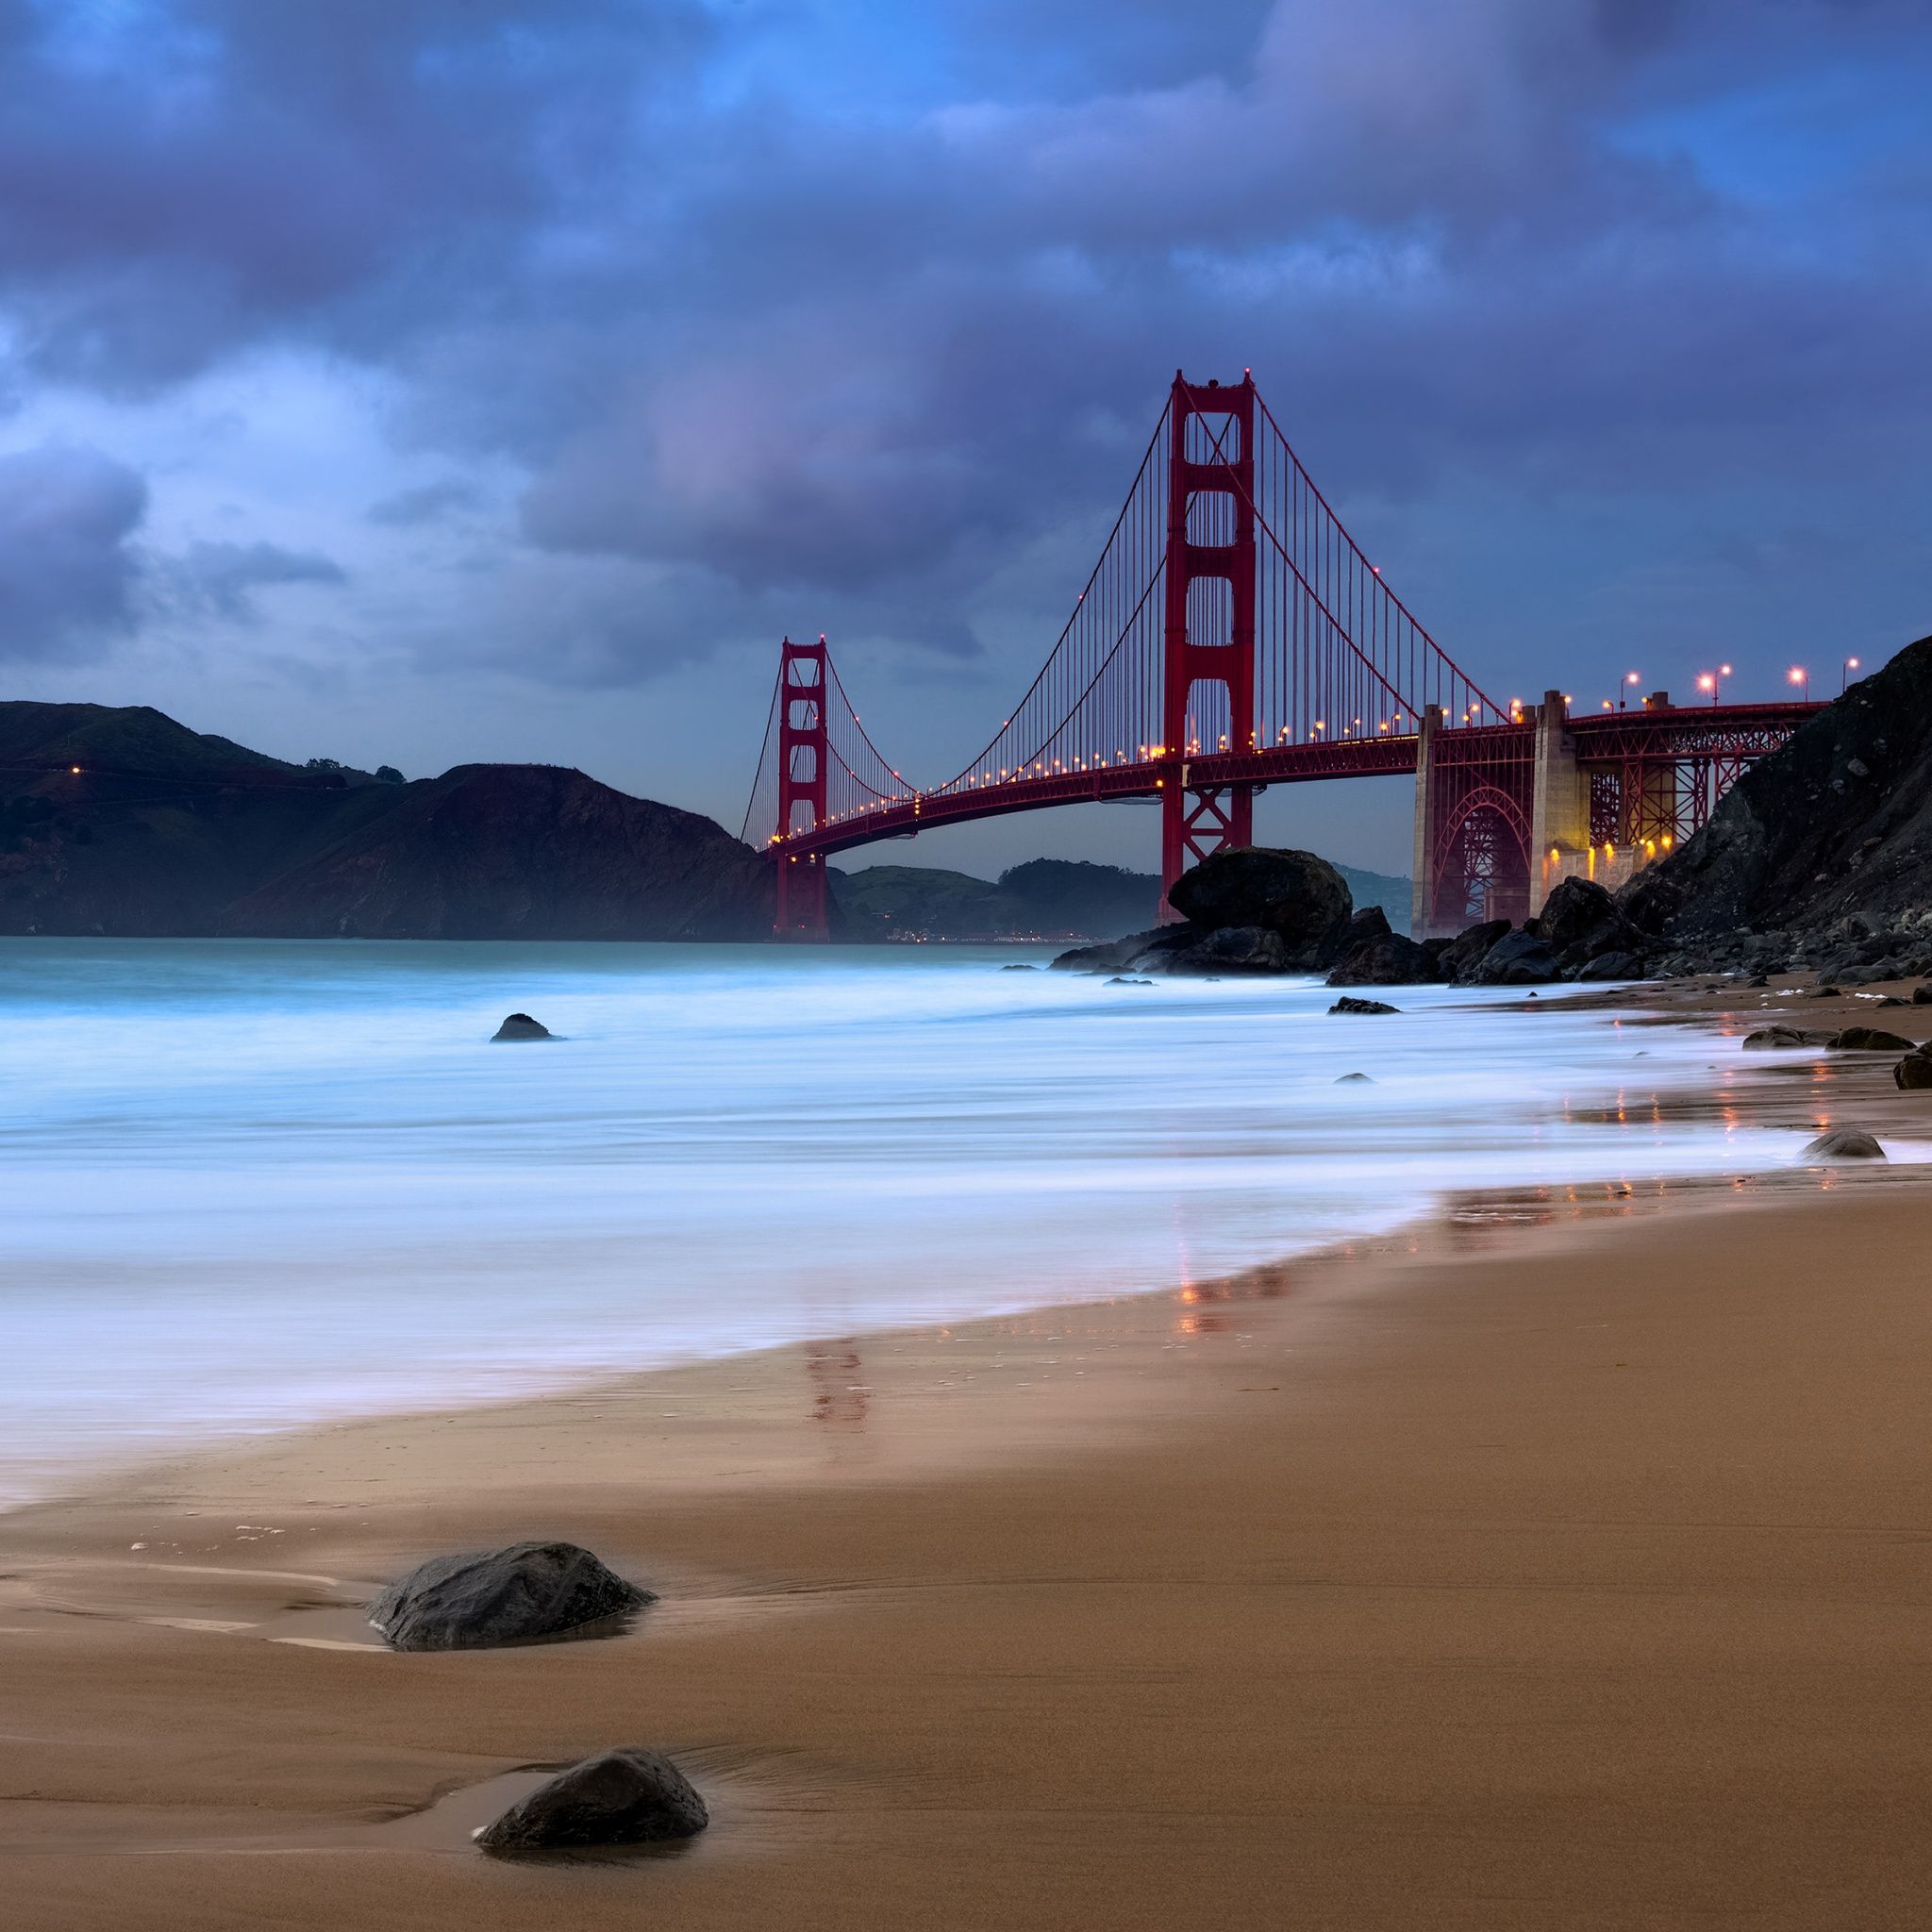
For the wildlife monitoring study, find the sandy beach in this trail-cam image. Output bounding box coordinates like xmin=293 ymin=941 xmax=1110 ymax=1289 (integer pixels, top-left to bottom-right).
xmin=4 ymin=987 xmax=1931 ymax=1930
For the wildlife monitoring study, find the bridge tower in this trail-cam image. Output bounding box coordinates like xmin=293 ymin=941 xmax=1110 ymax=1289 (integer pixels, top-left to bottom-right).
xmin=774 ymin=634 xmax=831 ymax=940
xmin=1160 ymin=372 xmax=1257 ymax=910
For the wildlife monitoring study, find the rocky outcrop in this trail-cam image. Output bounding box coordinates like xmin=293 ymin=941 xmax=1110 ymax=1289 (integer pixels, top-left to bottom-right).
xmin=1530 ymin=877 xmax=1647 ymax=978
xmin=1620 ymin=634 xmax=1932 ymax=979
xmin=1801 ymin=1128 xmax=1886 ymax=1160
xmin=368 ymin=1541 xmax=653 ymax=1652
xmin=1467 ymin=929 xmax=1560 ymax=986
xmin=1166 ymin=848 xmax=1354 ymax=963
xmin=1051 ymin=847 xmax=1357 ymax=978
xmin=475 ymin=1749 xmax=708 ymax=1854
xmin=1435 ymin=919 xmax=1510 ymax=983
xmin=1325 ymin=905 xmax=1441 ymax=987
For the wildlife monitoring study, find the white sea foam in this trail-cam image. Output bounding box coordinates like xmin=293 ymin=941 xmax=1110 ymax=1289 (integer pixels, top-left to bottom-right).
xmin=0 ymin=937 xmax=1844 ymax=1500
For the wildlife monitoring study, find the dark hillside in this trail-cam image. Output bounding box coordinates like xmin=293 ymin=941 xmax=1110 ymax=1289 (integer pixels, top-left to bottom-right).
xmin=0 ymin=701 xmax=773 ymax=940
xmin=1622 ymin=633 xmax=1932 ymax=978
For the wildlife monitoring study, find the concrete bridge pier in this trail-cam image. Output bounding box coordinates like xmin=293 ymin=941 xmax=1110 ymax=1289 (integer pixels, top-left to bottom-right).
xmin=1529 ymin=689 xmax=1588 ymax=918
xmin=1408 ymin=704 xmax=1443 ymax=938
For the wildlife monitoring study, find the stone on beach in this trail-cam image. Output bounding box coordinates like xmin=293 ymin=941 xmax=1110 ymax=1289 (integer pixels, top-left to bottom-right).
xmin=1740 ymin=1025 xmax=1836 ymax=1050
xmin=1801 ymin=1127 xmax=1887 ymax=1160
xmin=491 ymin=1012 xmax=552 ymax=1041
xmin=1894 ymin=1048 xmax=1932 ymax=1091
xmin=1329 ymin=996 xmax=1398 ymax=1015
xmin=1832 ymin=1025 xmax=1915 ymax=1052
xmin=475 ymin=1747 xmax=708 ymax=1854
xmin=368 ymin=1541 xmax=653 ymax=1652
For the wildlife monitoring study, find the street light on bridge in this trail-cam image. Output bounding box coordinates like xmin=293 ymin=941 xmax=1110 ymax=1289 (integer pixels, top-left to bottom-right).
xmin=1842 ymin=656 xmax=1860 ymax=692
xmin=1789 ymin=665 xmax=1809 ymax=702
xmin=1621 ymin=671 xmax=1641 ymax=710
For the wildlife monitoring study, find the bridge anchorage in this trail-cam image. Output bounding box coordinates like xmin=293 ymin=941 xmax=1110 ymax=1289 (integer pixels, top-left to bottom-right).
xmin=744 ymin=370 xmax=1821 ymax=942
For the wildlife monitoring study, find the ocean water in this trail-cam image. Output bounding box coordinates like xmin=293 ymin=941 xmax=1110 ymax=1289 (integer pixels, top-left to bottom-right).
xmin=0 ymin=938 xmax=1823 ymax=1502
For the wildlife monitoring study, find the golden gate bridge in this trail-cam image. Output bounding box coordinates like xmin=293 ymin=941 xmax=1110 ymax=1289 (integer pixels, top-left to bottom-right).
xmin=743 ymin=371 xmax=1819 ymax=940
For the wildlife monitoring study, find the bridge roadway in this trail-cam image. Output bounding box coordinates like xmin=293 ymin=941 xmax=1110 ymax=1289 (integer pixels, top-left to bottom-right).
xmin=774 ymin=699 xmax=1817 ymax=869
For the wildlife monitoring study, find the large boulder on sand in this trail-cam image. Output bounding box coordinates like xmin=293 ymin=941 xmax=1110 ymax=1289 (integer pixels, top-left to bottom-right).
xmin=369 ymin=1541 xmax=653 ymax=1652
xmin=475 ymin=1748 xmax=708 ymax=1854
xmin=1165 ymin=848 xmax=1353 ymax=965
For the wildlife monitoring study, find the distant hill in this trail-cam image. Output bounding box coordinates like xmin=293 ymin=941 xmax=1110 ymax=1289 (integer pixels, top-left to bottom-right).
xmin=836 ymin=854 xmax=1413 ymax=940
xmin=0 ymin=701 xmax=774 ymax=940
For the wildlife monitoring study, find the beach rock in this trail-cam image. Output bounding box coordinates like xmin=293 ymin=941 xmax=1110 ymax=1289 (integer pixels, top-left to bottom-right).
xmin=1325 ymin=929 xmax=1440 ymax=987
xmin=1915 ymin=985 xmax=1932 ymax=1005
xmin=491 ymin=1012 xmax=552 ymax=1041
xmin=1106 ymin=975 xmax=1153 ymax=986
xmin=475 ymin=1748 xmax=708 ymax=1854
xmin=1469 ymin=929 xmax=1560 ymax=987
xmin=1895 ymin=1049 xmax=1932 ymax=1091
xmin=1574 ymin=949 xmax=1644 ymax=982
xmin=1833 ymin=1025 xmax=1915 ymax=1052
xmin=1165 ymin=848 xmax=1353 ymax=964
xmin=1801 ymin=1127 xmax=1887 ymax=1160
xmin=1329 ymin=996 xmax=1398 ymax=1015
xmin=999 ymin=962 xmax=1039 ymax=971
xmin=1535 ymin=877 xmax=1643 ymax=969
xmin=369 ymin=1541 xmax=652 ymax=1652
xmin=1741 ymin=1025 xmax=1836 ymax=1049
xmin=1335 ymin=1071 xmax=1374 ymax=1083
xmin=1439 ymin=918 xmax=1510 ymax=984
xmin=1152 ymin=924 xmax=1291 ymax=975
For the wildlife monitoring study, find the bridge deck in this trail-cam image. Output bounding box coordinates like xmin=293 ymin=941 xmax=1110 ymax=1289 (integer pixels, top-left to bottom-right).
xmin=774 ymin=702 xmax=1819 ymax=861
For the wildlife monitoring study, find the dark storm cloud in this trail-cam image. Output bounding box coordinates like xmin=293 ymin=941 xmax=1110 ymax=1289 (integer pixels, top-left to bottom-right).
xmin=0 ymin=444 xmax=147 ymax=663
xmin=0 ymin=0 xmax=1927 ymax=691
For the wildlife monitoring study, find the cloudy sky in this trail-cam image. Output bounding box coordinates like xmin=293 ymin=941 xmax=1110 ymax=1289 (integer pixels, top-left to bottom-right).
xmin=1 ymin=0 xmax=1927 ymax=876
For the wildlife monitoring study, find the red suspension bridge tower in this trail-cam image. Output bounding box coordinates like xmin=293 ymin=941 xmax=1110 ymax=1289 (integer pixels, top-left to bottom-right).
xmin=1161 ymin=373 xmax=1257 ymax=898
xmin=772 ymin=634 xmax=830 ymax=939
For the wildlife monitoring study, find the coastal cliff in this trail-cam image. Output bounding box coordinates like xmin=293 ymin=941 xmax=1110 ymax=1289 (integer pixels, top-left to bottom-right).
xmin=1621 ymin=632 xmax=1932 ymax=981
xmin=0 ymin=702 xmax=774 ymax=940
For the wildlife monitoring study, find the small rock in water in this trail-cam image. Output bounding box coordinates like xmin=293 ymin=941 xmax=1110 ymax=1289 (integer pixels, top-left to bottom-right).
xmin=1106 ymin=975 xmax=1154 ymax=986
xmin=1000 ymin=963 xmax=1039 ymax=972
xmin=1801 ymin=1127 xmax=1886 ymax=1161
xmin=475 ymin=1747 xmax=708 ymax=1854
xmin=491 ymin=1012 xmax=552 ymax=1041
xmin=368 ymin=1541 xmax=652 ymax=1651
xmin=1328 ymin=996 xmax=1398 ymax=1016
xmin=1335 ymin=1072 xmax=1374 ymax=1083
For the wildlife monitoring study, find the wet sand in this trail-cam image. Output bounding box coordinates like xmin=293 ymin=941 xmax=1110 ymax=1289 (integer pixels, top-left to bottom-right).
xmin=4 ymin=987 xmax=1931 ymax=1929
